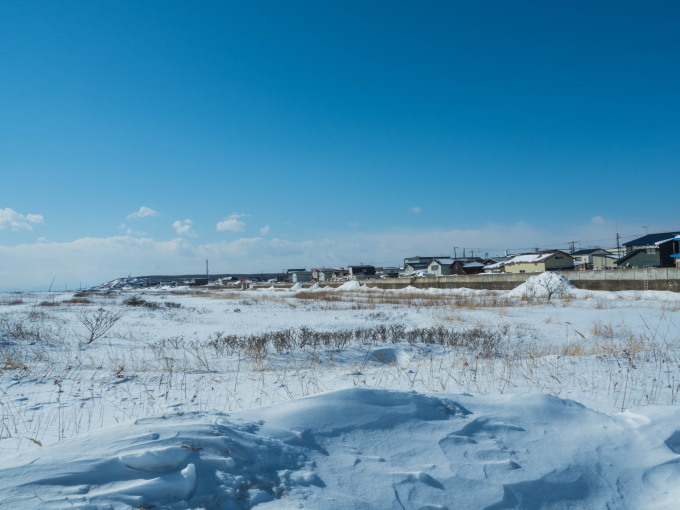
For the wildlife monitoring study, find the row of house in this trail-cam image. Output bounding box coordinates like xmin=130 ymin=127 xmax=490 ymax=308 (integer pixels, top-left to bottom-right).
xmin=284 ymin=232 xmax=680 ymax=282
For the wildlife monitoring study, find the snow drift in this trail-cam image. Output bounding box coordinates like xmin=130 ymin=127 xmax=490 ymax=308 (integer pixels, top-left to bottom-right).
xmin=2 ymin=388 xmax=680 ymax=509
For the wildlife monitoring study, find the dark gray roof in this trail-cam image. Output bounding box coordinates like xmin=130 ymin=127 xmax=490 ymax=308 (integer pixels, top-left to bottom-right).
xmin=571 ymin=248 xmax=608 ymax=255
xmin=623 ymin=232 xmax=680 ymax=247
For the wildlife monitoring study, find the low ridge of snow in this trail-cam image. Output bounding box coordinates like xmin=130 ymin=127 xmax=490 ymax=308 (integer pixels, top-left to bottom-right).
xmin=2 ymin=388 xmax=680 ymax=509
xmin=336 ymin=280 xmax=362 ymax=291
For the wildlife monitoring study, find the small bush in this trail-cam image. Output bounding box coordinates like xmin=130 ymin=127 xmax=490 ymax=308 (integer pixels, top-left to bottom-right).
xmin=63 ymin=298 xmax=93 ymax=305
xmin=75 ymin=307 xmax=126 ymax=344
xmin=123 ymin=296 xmax=160 ymax=309
xmin=38 ymin=300 xmax=60 ymax=307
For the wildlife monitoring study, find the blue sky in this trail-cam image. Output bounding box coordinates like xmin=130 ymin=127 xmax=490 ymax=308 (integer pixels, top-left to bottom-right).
xmin=1 ymin=1 xmax=679 ymax=289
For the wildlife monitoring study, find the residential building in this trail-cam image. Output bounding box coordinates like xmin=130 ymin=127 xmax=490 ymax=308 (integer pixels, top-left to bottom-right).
xmin=571 ymin=248 xmax=618 ymax=270
xmin=402 ymin=256 xmax=438 ymax=276
xmin=502 ymin=251 xmax=575 ymax=273
xmin=348 ymin=265 xmax=376 ymax=279
xmin=672 ymin=236 xmax=680 ymax=267
xmin=312 ymin=268 xmax=347 ymax=281
xmin=379 ymin=267 xmax=400 ymax=278
xmin=428 ymin=257 xmax=485 ymax=276
xmin=483 ymin=256 xmax=514 ymax=273
xmin=615 ymin=232 xmax=680 ymax=269
xmin=290 ymin=271 xmax=313 ymax=283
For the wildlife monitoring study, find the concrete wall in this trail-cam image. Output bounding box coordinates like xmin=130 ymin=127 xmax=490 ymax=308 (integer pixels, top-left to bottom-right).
xmin=253 ymin=268 xmax=680 ymax=292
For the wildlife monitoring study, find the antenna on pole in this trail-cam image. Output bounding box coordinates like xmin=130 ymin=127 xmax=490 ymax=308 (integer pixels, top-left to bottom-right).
xmin=642 ymin=225 xmax=649 ymax=235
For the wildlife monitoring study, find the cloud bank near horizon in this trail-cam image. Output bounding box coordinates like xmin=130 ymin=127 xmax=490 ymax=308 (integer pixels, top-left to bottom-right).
xmin=0 ymin=218 xmax=654 ymax=291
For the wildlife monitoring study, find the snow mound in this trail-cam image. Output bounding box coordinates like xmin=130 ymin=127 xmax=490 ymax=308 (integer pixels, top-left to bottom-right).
xmin=289 ymin=283 xmax=303 ymax=292
xmin=3 ymin=388 xmax=680 ymax=509
xmin=508 ymin=271 xmax=574 ymax=299
xmin=366 ymin=347 xmax=410 ymax=366
xmin=335 ymin=280 xmax=362 ymax=291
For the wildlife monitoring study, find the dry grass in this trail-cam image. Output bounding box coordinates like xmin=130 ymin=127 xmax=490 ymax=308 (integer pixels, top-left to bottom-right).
xmin=63 ymin=297 xmax=93 ymax=305
xmin=0 ymin=298 xmax=24 ymax=306
xmin=38 ymin=300 xmax=61 ymax=307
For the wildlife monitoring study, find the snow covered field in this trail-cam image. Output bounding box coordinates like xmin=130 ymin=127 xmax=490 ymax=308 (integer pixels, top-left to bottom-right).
xmin=1 ymin=275 xmax=680 ymax=508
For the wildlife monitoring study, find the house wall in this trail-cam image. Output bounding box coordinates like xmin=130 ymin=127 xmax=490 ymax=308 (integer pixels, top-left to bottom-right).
xmin=592 ymin=255 xmax=617 ymax=270
xmin=503 ymin=262 xmax=545 ymax=273
xmin=291 ymin=272 xmax=313 ymax=282
xmin=544 ymin=255 xmax=574 ymax=270
xmin=428 ymin=261 xmax=451 ymax=276
xmin=618 ymin=251 xmax=661 ymax=268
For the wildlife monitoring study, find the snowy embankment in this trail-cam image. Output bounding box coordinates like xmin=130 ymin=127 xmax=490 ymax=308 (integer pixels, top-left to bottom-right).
xmin=2 ymin=387 xmax=680 ymax=509
xmin=1 ymin=282 xmax=680 ymax=508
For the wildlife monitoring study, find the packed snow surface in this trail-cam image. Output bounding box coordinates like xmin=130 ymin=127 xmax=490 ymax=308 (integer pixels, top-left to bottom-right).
xmin=1 ymin=284 xmax=680 ymax=508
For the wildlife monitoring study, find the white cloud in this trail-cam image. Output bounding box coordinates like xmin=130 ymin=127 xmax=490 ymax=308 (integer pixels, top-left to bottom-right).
xmin=591 ymin=216 xmax=606 ymax=225
xmin=172 ymin=219 xmax=197 ymax=237
xmin=127 ymin=206 xmax=159 ymax=220
xmin=0 ymin=208 xmax=44 ymax=231
xmin=411 ymin=206 xmax=422 ymax=214
xmin=260 ymin=225 xmax=271 ymax=235
xmin=0 ymin=236 xmax=194 ymax=290
xmin=216 ymin=213 xmax=248 ymax=232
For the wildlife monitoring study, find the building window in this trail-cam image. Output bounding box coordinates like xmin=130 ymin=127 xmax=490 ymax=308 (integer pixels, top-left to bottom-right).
xmin=646 ymin=248 xmax=656 ymax=254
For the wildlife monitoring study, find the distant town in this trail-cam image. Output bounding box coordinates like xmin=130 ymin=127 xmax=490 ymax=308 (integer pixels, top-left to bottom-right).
xmin=95 ymin=231 xmax=680 ymax=290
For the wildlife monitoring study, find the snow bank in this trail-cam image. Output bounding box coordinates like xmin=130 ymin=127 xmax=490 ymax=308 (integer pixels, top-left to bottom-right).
xmin=335 ymin=280 xmax=362 ymax=291
xmin=508 ymin=271 xmax=574 ymax=299
xmin=3 ymin=388 xmax=680 ymax=509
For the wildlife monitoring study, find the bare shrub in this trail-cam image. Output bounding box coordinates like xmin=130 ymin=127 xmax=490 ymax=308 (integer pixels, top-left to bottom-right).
xmin=0 ymin=294 xmax=25 ymax=306
xmin=75 ymin=307 xmax=126 ymax=344
xmin=535 ymin=273 xmax=570 ymax=301
xmin=0 ymin=315 xmax=47 ymax=343
xmin=63 ymin=297 xmax=93 ymax=305
xmin=123 ymin=296 xmax=159 ymax=309
xmin=591 ymin=321 xmax=614 ymax=339
xmin=207 ymin=324 xmax=507 ymax=359
xmin=38 ymin=300 xmax=60 ymax=307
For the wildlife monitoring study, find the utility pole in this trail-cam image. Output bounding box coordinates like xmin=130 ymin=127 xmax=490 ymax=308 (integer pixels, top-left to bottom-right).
xmin=642 ymin=226 xmax=649 ymax=235
xmin=453 ymin=246 xmax=457 ymax=258
xmin=568 ymin=241 xmax=577 ymax=253
xmin=206 ymin=259 xmax=209 ymax=277
xmin=616 ymin=232 xmax=621 ymax=257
